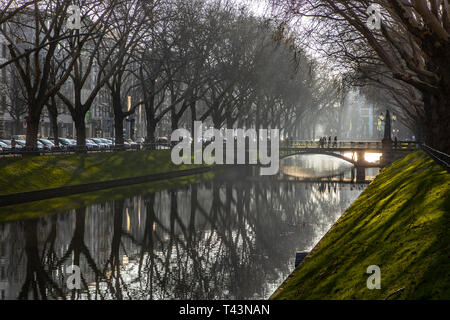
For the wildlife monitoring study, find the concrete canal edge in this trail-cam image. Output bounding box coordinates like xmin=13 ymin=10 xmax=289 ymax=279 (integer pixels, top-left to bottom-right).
xmin=0 ymin=166 xmax=220 ymax=207
xmin=270 ymin=150 xmax=450 ymax=300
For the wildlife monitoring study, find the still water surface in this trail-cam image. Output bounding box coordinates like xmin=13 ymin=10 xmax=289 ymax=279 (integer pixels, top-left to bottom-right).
xmin=0 ymin=155 xmax=372 ymax=300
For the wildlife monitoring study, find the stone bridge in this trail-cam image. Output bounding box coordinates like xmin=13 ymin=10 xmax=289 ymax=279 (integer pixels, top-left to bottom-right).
xmin=280 ymin=140 xmax=419 ymax=182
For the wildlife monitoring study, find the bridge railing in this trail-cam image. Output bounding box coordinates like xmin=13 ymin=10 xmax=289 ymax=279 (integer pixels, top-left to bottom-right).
xmin=395 ymin=141 xmax=421 ymax=150
xmin=282 ymin=140 xmax=381 ymax=149
xmin=281 ymin=140 xmax=420 ymax=150
xmin=421 ymin=144 xmax=450 ymax=173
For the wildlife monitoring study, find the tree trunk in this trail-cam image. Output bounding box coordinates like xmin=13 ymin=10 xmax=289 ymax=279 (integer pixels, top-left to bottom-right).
xmin=212 ymin=109 xmax=221 ymax=129
xmin=190 ymin=99 xmax=197 ymax=132
xmin=73 ymin=207 xmax=86 ymax=269
xmin=14 ymin=119 xmax=21 ymax=136
xmin=423 ymin=92 xmax=450 ymax=153
xmin=146 ymin=119 xmax=157 ymax=150
xmin=47 ymin=101 xmax=59 ymax=145
xmin=50 ymin=115 xmax=59 ymax=144
xmin=312 ymin=123 xmax=316 ymax=141
xmin=171 ymin=106 xmax=180 ymax=132
xmin=213 ymin=118 xmax=222 ymax=129
xmin=73 ymin=111 xmax=87 ymax=153
xmin=189 ymin=184 xmax=197 ymax=237
xmin=414 ymin=118 xmax=424 ymax=144
xmin=144 ymin=94 xmax=157 ymax=147
xmin=114 ymin=113 xmax=125 ymax=148
xmin=25 ymin=115 xmax=40 ymax=153
xmin=226 ymin=113 xmax=233 ymax=130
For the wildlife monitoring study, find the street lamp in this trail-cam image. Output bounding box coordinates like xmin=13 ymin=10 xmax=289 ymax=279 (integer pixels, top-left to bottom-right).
xmin=379 ymin=110 xmax=401 ymax=141
xmin=379 ymin=112 xmax=396 ymax=125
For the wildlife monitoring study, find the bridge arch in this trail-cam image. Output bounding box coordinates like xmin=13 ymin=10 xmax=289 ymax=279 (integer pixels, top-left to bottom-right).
xmin=280 ymin=151 xmax=358 ymax=166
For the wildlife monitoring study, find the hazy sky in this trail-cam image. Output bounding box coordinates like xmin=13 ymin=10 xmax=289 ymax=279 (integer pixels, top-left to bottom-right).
xmin=239 ymin=0 xmax=271 ymax=17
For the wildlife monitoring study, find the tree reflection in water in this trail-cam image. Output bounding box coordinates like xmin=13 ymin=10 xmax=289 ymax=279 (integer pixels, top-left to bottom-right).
xmin=0 ymin=179 xmax=365 ymax=300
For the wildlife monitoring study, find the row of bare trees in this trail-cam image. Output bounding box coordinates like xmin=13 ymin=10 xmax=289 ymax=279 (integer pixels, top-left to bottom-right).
xmin=0 ymin=0 xmax=340 ymax=151
xmin=271 ymin=0 xmax=450 ymax=152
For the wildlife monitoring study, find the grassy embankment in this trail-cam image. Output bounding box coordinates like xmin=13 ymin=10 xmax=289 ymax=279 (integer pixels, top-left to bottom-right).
xmin=271 ymin=150 xmax=450 ymax=300
xmin=0 ymin=150 xmax=204 ymax=195
xmin=0 ymin=150 xmax=214 ymax=222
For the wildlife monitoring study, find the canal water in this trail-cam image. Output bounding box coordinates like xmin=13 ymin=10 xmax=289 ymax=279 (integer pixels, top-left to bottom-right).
xmin=0 ymin=155 xmax=375 ymax=300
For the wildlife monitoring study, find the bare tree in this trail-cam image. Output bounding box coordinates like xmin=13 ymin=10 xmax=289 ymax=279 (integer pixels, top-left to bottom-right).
xmin=0 ymin=0 xmax=38 ymax=28
xmin=0 ymin=0 xmax=108 ymax=149
xmin=55 ymin=0 xmax=148 ymax=150
xmin=272 ymin=0 xmax=450 ymax=152
xmin=0 ymin=65 xmax=27 ymax=135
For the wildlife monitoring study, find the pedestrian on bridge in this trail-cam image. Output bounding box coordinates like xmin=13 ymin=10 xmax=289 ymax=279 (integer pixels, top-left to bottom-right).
xmin=333 ymin=136 xmax=338 ymax=148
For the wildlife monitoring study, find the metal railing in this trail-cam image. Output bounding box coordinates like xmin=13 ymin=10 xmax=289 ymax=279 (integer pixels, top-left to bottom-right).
xmin=421 ymin=144 xmax=450 ymax=173
xmin=282 ymin=140 xmax=420 ymax=150
xmin=0 ymin=142 xmax=171 ymax=158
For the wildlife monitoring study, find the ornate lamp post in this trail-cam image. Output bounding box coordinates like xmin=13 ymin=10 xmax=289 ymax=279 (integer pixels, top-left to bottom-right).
xmin=381 ymin=110 xmax=394 ymax=165
xmin=382 ymin=110 xmax=392 ymax=144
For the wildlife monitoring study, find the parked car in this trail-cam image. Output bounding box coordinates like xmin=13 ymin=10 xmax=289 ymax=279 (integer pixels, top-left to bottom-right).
xmin=70 ymin=139 xmax=89 ymax=150
xmin=125 ymin=138 xmax=139 ymax=148
xmin=14 ymin=140 xmax=44 ymax=151
xmin=38 ymin=138 xmax=56 ymax=150
xmin=15 ymin=140 xmax=26 ymax=148
xmin=90 ymin=138 xmax=109 ymax=149
xmin=136 ymin=137 xmax=145 ymax=144
xmin=0 ymin=140 xmax=11 ymax=152
xmin=156 ymin=136 xmax=168 ymax=144
xmin=86 ymin=139 xmax=99 ymax=150
xmin=103 ymin=138 xmax=115 ymax=146
xmin=100 ymin=138 xmax=114 ymax=147
xmin=57 ymin=138 xmax=76 ymax=151
xmin=1 ymin=139 xmax=22 ymax=150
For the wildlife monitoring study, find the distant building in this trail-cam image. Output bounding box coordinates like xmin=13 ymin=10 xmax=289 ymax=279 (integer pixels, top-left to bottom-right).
xmin=339 ymin=90 xmax=379 ymax=140
xmin=0 ymin=10 xmax=115 ymax=140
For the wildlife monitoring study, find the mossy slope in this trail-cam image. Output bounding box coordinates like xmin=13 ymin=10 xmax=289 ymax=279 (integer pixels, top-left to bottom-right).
xmin=0 ymin=150 xmax=201 ymax=195
xmin=271 ymin=151 xmax=450 ymax=300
